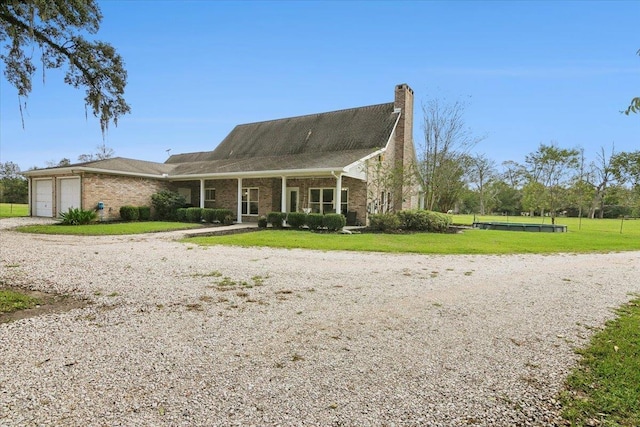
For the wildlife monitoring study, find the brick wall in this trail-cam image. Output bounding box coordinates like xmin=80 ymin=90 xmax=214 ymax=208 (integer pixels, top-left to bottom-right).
xmin=208 ymin=179 xmax=238 ymax=212
xmin=82 ymin=173 xmax=169 ymax=221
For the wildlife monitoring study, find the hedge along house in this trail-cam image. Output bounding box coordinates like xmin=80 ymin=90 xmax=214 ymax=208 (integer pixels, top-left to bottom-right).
xmin=23 ymin=83 xmax=419 ymax=224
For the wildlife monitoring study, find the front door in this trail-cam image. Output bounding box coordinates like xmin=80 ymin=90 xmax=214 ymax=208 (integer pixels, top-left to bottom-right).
xmin=286 ymin=187 xmax=299 ymax=213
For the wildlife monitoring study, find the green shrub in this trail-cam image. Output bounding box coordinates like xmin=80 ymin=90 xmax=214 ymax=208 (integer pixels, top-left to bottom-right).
xmin=119 ymin=205 xmax=139 ymax=221
xmin=306 ymin=213 xmax=324 ymax=230
xmin=369 ymin=213 xmax=400 ymax=232
xmin=397 ymin=210 xmax=432 ymax=231
xmin=151 ymin=190 xmax=186 ymax=221
xmin=138 ymin=206 xmax=151 ymax=221
xmin=213 ymin=209 xmax=234 ymax=223
xmin=323 ymin=213 xmax=346 ymax=231
xmin=202 ymin=208 xmax=215 ymax=223
xmin=267 ymin=212 xmax=285 ymax=228
xmin=59 ymin=207 xmax=97 ymax=225
xmin=185 ymin=207 xmax=203 ymax=222
xmin=400 ymin=210 xmax=450 ymax=232
xmin=222 ymin=214 xmax=234 ymax=225
xmin=286 ymin=212 xmax=306 ymax=229
xmin=176 ymin=208 xmax=187 ymax=222
xmin=425 ymin=211 xmax=452 ymax=233
xmin=258 ymin=216 xmax=268 ymax=228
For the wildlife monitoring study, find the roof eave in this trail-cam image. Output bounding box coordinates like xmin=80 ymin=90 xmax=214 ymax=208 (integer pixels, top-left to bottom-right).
xmin=22 ymin=167 xmax=170 ymax=180
xmin=168 ymin=167 xmax=347 ymax=181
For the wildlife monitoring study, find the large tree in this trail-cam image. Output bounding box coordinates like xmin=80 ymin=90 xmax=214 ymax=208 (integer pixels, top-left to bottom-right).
xmin=611 ymin=150 xmax=640 ymax=216
xmin=418 ymin=97 xmax=484 ymax=212
xmin=467 ymin=153 xmax=496 ymax=215
xmin=488 ymin=179 xmax=521 ymax=215
xmin=587 ymin=145 xmax=617 ymax=218
xmin=611 ymin=150 xmax=640 ymax=187
xmin=567 ymin=149 xmax=596 ymax=225
xmin=523 ymin=142 xmax=580 ymax=223
xmin=0 ymin=0 xmax=130 ymax=132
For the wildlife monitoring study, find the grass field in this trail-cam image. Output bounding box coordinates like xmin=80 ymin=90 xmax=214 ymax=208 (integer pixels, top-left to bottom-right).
xmin=10 ymin=212 xmax=640 ymax=253
xmin=0 ymin=203 xmax=28 ymax=218
xmin=560 ymin=298 xmax=640 ymax=427
xmin=185 ymin=215 xmax=640 ymax=255
xmin=15 ymin=221 xmax=203 ymax=235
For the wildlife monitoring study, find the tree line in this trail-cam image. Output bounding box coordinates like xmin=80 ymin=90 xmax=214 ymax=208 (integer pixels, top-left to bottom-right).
xmin=414 ymin=98 xmax=639 ymax=220
xmin=365 ymin=97 xmax=639 ymax=221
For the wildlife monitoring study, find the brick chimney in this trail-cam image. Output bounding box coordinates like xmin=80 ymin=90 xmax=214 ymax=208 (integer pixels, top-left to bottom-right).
xmin=393 ymin=83 xmax=415 ymax=211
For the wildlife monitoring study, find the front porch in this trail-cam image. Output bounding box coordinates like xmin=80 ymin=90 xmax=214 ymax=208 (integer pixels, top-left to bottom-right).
xmin=170 ymin=175 xmax=367 ymax=226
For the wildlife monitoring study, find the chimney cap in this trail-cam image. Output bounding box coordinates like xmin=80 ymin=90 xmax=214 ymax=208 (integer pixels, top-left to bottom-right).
xmin=396 ymin=83 xmax=414 ymax=94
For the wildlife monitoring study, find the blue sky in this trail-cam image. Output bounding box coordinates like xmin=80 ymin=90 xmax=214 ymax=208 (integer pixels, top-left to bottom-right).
xmin=1 ymin=0 xmax=638 ymax=172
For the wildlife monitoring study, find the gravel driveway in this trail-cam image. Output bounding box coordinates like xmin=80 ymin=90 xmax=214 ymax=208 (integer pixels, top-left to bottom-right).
xmin=1 ymin=218 xmax=639 ymax=426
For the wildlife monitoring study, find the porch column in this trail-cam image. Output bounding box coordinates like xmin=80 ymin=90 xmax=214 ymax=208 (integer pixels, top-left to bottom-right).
xmin=199 ymin=179 xmax=205 ymax=209
xmin=335 ymin=172 xmax=342 ymax=215
xmin=281 ymin=176 xmax=287 ymax=212
xmin=236 ymin=178 xmax=243 ymax=224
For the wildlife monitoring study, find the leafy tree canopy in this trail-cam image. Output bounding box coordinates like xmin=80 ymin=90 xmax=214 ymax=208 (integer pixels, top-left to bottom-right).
xmin=0 ymin=0 xmax=130 ymax=132
xmin=0 ymin=161 xmax=28 ymax=203
xmin=611 ymin=150 xmax=640 ymax=187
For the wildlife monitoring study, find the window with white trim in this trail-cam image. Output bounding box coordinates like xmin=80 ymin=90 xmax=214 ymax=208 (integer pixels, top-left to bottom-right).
xmin=242 ymin=187 xmax=259 ymax=215
xmin=309 ymin=188 xmax=348 ymax=215
xmin=205 ymin=188 xmax=216 ymax=202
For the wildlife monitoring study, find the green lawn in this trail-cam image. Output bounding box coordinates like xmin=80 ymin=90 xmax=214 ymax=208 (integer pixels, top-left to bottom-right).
xmin=560 ymin=298 xmax=640 ymax=426
xmin=15 ymin=221 xmax=203 ymax=235
xmin=0 ymin=203 xmax=28 ymax=218
xmin=185 ymin=215 xmax=640 ymax=255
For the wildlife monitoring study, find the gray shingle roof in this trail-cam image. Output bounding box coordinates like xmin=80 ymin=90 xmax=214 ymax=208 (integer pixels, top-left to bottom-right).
xmin=166 ymin=102 xmax=399 ymax=172
xmin=23 ymin=157 xmax=174 ymax=176
xmin=169 ymin=149 xmax=378 ymax=176
xmin=81 ymin=157 xmax=174 ymax=175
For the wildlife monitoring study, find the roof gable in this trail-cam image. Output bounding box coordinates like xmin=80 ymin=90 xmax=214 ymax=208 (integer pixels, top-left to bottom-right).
xmin=166 ymin=102 xmax=398 ymax=164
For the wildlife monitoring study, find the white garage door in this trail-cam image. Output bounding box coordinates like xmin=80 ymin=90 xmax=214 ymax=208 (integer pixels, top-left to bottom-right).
xmin=34 ymin=179 xmax=53 ymax=217
xmin=58 ymin=178 xmax=81 ymax=215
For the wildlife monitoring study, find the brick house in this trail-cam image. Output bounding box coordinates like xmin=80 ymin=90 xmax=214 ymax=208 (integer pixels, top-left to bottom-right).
xmin=23 ymin=84 xmax=420 ymax=225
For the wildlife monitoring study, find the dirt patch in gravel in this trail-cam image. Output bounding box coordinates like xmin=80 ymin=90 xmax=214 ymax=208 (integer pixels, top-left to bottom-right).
xmin=0 ymin=287 xmax=88 ymax=324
